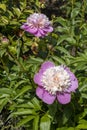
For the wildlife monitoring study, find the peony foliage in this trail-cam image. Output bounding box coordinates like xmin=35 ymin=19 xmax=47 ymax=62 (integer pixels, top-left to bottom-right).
xmin=0 ymin=0 xmax=87 ymax=130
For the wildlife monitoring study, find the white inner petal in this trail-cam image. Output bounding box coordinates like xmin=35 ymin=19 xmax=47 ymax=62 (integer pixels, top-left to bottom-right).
xmin=41 ymin=66 xmax=71 ymax=95
xmin=27 ymin=13 xmax=50 ymax=28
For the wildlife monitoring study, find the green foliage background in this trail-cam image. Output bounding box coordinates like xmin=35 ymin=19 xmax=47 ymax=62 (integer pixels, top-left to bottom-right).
xmin=0 ymin=0 xmax=87 ymax=129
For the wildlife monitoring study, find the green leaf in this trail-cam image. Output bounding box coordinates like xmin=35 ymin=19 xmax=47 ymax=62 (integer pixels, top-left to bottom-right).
xmin=13 ymin=7 xmax=21 ymax=17
xmin=56 ymin=46 xmax=70 ymax=56
xmin=1 ymin=16 xmax=9 ymax=24
xmin=48 ymin=102 xmax=57 ymax=117
xmin=76 ymin=120 xmax=87 ymax=129
xmin=0 ymin=88 xmax=12 ymax=94
xmin=81 ymin=93 xmax=87 ymax=99
xmin=62 ymin=106 xmax=73 ymax=125
xmin=55 ymin=26 xmax=69 ymax=33
xmin=0 ymin=98 xmax=8 ymax=112
xmin=29 ymin=57 xmax=43 ymax=64
xmin=56 ymin=127 xmax=79 ymax=130
xmin=76 ymin=124 xmax=87 ymax=129
xmin=71 ymin=8 xmax=80 ymax=19
xmin=14 ymin=79 xmax=29 ymax=89
xmin=14 ymin=85 xmax=32 ymax=99
xmin=33 ymin=115 xmax=39 ymax=130
xmin=9 ymin=20 xmax=19 ymax=25
xmin=11 ymin=109 xmax=36 ymax=116
xmin=15 ymin=102 xmax=34 ymax=109
xmin=0 ymin=48 xmax=6 ymax=57
xmin=56 ymin=127 xmax=69 ymax=130
xmin=17 ymin=115 xmax=35 ymax=127
xmin=32 ymin=97 xmax=41 ymax=110
xmin=40 ymin=114 xmax=51 ymax=130
xmin=0 ymin=4 xmax=6 ymax=11
xmin=54 ymin=17 xmax=68 ymax=27
xmin=52 ymin=56 xmax=65 ymax=64
xmin=66 ymin=37 xmax=76 ymax=44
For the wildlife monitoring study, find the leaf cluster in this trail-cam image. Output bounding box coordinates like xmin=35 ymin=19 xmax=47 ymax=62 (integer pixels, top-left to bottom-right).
xmin=0 ymin=0 xmax=87 ymax=130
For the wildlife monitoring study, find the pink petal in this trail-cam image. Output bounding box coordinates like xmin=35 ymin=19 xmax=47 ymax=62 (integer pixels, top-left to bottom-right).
xmin=68 ymin=78 xmax=78 ymax=92
xmin=21 ymin=23 xmax=38 ymax=34
xmin=43 ymin=26 xmax=53 ymax=33
xmin=64 ymin=67 xmax=78 ymax=92
xmin=21 ymin=24 xmax=29 ymax=30
xmin=69 ymin=71 xmax=77 ymax=81
xmin=40 ymin=61 xmax=55 ymax=73
xmin=65 ymin=67 xmax=76 ymax=80
xmin=57 ymin=92 xmax=71 ymax=104
xmin=68 ymin=73 xmax=78 ymax=92
xmin=36 ymin=86 xmax=44 ymax=99
xmin=26 ymin=27 xmax=38 ymax=34
xmin=34 ymin=73 xmax=43 ymax=86
xmin=39 ymin=29 xmax=46 ymax=36
xmin=34 ymin=31 xmax=42 ymax=37
xmin=36 ymin=87 xmax=56 ymax=104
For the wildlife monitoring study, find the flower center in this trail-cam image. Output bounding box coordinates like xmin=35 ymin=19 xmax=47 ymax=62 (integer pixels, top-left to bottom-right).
xmin=41 ymin=66 xmax=71 ymax=95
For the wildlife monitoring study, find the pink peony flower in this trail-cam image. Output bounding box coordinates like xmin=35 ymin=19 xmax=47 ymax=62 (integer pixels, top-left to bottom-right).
xmin=34 ymin=61 xmax=78 ymax=104
xmin=21 ymin=13 xmax=53 ymax=37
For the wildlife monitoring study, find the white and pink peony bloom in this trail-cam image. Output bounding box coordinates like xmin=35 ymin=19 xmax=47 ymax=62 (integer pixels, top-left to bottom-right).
xmin=34 ymin=61 xmax=78 ymax=104
xmin=21 ymin=13 xmax=53 ymax=37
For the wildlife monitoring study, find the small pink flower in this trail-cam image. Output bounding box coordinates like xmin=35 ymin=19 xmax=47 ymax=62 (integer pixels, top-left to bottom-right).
xmin=1 ymin=37 xmax=9 ymax=43
xmin=34 ymin=61 xmax=78 ymax=104
xmin=21 ymin=13 xmax=53 ymax=37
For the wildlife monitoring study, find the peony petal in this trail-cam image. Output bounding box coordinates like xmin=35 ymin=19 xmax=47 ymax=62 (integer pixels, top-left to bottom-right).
xmin=21 ymin=23 xmax=38 ymax=34
xmin=36 ymin=86 xmax=44 ymax=99
xmin=65 ymin=66 xmax=76 ymax=80
xmin=26 ymin=27 xmax=38 ymax=34
xmin=36 ymin=86 xmax=56 ymax=104
xmin=43 ymin=26 xmax=53 ymax=33
xmin=64 ymin=67 xmax=78 ymax=92
xmin=40 ymin=61 xmax=55 ymax=73
xmin=57 ymin=92 xmax=71 ymax=104
xmin=42 ymin=90 xmax=56 ymax=104
xmin=68 ymin=78 xmax=78 ymax=92
xmin=39 ymin=29 xmax=46 ymax=36
xmin=21 ymin=23 xmax=29 ymax=30
xmin=34 ymin=31 xmax=43 ymax=37
xmin=34 ymin=61 xmax=55 ymax=86
xmin=34 ymin=73 xmax=43 ymax=86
